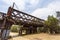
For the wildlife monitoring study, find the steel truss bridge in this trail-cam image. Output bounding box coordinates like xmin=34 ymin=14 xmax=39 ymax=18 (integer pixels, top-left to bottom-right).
xmin=0 ymin=6 xmax=44 ymax=40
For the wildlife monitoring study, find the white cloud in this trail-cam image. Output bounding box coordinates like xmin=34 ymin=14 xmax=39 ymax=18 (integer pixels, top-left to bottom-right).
xmin=2 ymin=0 xmax=60 ymax=20
xmin=31 ymin=0 xmax=60 ymax=20
xmin=2 ymin=0 xmax=40 ymax=11
xmin=48 ymin=1 xmax=60 ymax=11
xmin=2 ymin=0 xmax=26 ymax=11
xmin=29 ymin=0 xmax=39 ymax=6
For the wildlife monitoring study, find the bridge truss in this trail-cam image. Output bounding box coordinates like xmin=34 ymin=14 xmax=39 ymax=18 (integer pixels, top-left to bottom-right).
xmin=0 ymin=6 xmax=44 ymax=40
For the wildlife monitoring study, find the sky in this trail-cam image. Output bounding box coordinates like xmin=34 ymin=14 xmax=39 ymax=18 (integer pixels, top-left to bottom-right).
xmin=0 ymin=0 xmax=60 ymax=20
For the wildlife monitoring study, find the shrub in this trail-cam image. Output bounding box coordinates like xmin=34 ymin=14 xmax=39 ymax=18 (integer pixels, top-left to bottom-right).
xmin=11 ymin=25 xmax=20 ymax=32
xmin=44 ymin=15 xmax=60 ymax=34
xmin=37 ymin=27 xmax=44 ymax=33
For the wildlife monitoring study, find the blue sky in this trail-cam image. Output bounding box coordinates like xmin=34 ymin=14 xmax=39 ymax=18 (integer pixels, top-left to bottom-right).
xmin=0 ymin=0 xmax=60 ymax=19
xmin=0 ymin=0 xmax=53 ymax=13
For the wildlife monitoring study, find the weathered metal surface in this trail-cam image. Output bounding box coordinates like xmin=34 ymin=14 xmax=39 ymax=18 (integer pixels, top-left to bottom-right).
xmin=0 ymin=7 xmax=44 ymax=27
xmin=0 ymin=6 xmax=45 ymax=40
xmin=10 ymin=7 xmax=44 ymax=26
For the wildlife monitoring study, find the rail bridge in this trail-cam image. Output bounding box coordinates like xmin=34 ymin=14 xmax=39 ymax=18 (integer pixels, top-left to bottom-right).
xmin=0 ymin=6 xmax=44 ymax=40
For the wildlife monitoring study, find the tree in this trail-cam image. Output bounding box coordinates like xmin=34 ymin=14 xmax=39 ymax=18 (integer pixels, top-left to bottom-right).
xmin=44 ymin=15 xmax=59 ymax=34
xmin=11 ymin=25 xmax=21 ymax=32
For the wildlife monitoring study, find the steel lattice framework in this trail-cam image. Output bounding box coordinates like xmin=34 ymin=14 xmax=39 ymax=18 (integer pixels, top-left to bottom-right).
xmin=12 ymin=8 xmax=44 ymax=26
xmin=0 ymin=6 xmax=45 ymax=40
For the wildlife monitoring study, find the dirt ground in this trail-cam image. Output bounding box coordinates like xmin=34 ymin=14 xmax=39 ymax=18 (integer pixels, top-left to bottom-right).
xmin=9 ymin=32 xmax=60 ymax=40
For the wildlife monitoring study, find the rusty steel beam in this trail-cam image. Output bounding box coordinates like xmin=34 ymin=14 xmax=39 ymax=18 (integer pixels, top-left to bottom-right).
xmin=12 ymin=9 xmax=44 ymax=26
xmin=13 ymin=8 xmax=44 ymax=21
xmin=0 ymin=7 xmax=45 ymax=26
xmin=0 ymin=7 xmax=45 ymax=40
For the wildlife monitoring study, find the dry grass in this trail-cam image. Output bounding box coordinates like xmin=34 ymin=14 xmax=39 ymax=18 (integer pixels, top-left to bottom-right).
xmin=9 ymin=33 xmax=60 ymax=40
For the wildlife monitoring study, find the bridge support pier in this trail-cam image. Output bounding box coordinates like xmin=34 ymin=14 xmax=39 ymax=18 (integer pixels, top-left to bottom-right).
xmin=19 ymin=27 xmax=22 ymax=36
xmin=32 ymin=27 xmax=37 ymax=33
xmin=27 ymin=26 xmax=38 ymax=34
xmin=1 ymin=29 xmax=10 ymax=40
xmin=1 ymin=20 xmax=13 ymax=40
xmin=18 ymin=26 xmax=38 ymax=36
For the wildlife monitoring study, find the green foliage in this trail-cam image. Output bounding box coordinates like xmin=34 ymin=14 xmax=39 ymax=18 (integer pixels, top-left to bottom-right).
xmin=44 ymin=15 xmax=60 ymax=34
xmin=37 ymin=27 xmax=44 ymax=33
xmin=45 ymin=15 xmax=58 ymax=27
xmin=11 ymin=25 xmax=20 ymax=32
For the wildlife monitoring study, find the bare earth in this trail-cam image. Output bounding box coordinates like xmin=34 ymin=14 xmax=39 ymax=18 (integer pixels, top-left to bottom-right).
xmin=9 ymin=32 xmax=60 ymax=40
